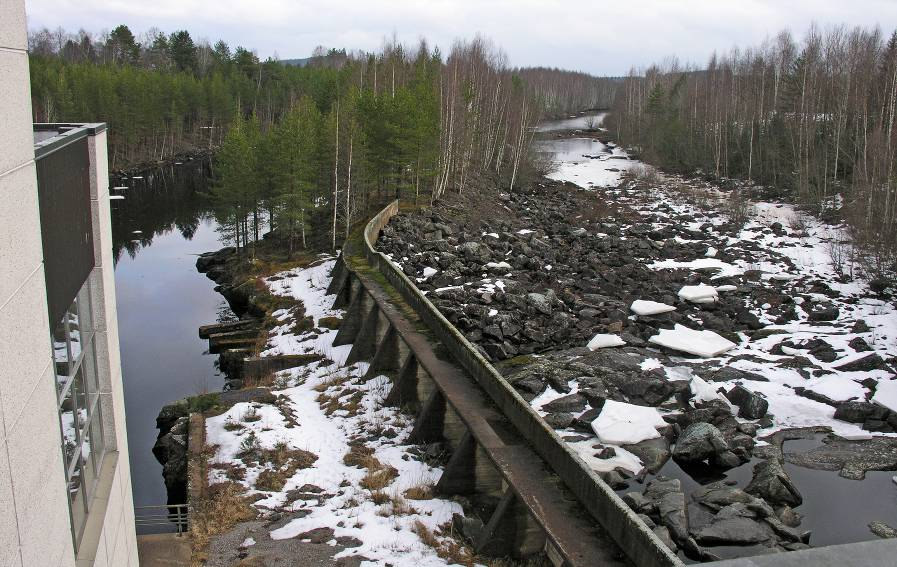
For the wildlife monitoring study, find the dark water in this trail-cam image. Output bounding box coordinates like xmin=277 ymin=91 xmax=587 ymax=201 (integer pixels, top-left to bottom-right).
xmin=110 ymin=160 xmax=229 ymax=524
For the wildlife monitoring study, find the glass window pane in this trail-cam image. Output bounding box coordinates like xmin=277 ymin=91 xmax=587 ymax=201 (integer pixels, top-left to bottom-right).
xmin=51 ymin=317 xmax=72 ymax=390
xmin=87 ymin=406 xmax=105 ymax=474
xmin=66 ymin=301 xmax=82 ymax=363
xmin=59 ymin=366 xmax=86 ymax=472
xmin=68 ymin=460 xmax=86 ymax=539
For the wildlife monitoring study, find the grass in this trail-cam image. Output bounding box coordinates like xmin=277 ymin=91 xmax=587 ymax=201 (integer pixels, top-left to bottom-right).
xmin=187 ymin=392 xmax=221 ymax=413
xmin=241 ymin=406 xmax=262 ymax=422
xmin=318 ymin=315 xmax=343 ymax=330
xmin=190 ymin=481 xmax=256 ymax=566
xmin=359 ymin=456 xmax=399 ymax=491
xmin=404 ymin=482 xmax=435 ymax=500
xmin=412 ymin=521 xmax=476 ymax=566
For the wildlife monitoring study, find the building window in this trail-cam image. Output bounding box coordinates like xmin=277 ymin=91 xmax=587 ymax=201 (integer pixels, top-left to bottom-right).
xmin=51 ymin=277 xmax=107 ymax=548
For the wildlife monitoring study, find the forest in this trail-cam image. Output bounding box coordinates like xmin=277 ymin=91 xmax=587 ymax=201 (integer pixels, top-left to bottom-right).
xmin=607 ymin=25 xmax=897 ymax=276
xmin=29 ymin=26 xmax=612 ymax=253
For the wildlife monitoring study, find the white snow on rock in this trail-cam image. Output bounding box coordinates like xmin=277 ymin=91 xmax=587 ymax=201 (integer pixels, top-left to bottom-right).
xmin=591 ymin=401 xmax=667 ymax=445
xmin=873 ymin=378 xmax=897 ymax=413
xmin=705 ymin=247 xmax=718 ymax=257
xmin=715 ymin=285 xmax=737 ymax=292
xmin=651 ymin=258 xmax=742 ymax=278
xmin=803 ymin=375 xmax=866 ymax=402
xmin=486 ymin=261 xmax=512 ymax=270
xmin=678 ymin=284 xmax=719 ymax=304
xmin=631 ymin=299 xmax=676 ymax=316
xmin=240 ymin=537 xmax=256 ymax=547
xmin=422 ymin=267 xmax=438 ymax=279
xmin=587 ymin=334 xmax=626 ymax=350
xmin=649 ymin=324 xmax=737 ymax=358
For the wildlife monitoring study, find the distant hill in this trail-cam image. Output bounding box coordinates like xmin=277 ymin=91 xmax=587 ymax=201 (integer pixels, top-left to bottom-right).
xmin=280 ymin=57 xmax=311 ymax=67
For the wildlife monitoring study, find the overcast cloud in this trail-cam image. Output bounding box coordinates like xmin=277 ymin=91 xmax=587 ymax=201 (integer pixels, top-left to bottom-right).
xmin=24 ymin=0 xmax=897 ymax=75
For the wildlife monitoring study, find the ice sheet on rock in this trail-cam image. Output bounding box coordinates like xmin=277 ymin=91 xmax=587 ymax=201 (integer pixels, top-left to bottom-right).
xmin=567 ymin=438 xmax=644 ymax=475
xmin=715 ymin=285 xmax=737 ymax=292
xmin=587 ymin=333 xmax=626 ymax=350
xmin=803 ymin=375 xmax=866 ymax=402
xmin=873 ymin=378 xmax=897 ymax=413
xmin=649 ymin=324 xmax=736 ymax=358
xmin=690 ymin=374 xmax=731 ymax=405
xmin=631 ymin=299 xmax=676 ymax=316
xmin=678 ymin=284 xmax=719 ymax=303
xmin=591 ymin=401 xmax=666 ymax=445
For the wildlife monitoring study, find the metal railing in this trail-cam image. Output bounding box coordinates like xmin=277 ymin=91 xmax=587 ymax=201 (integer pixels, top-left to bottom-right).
xmin=135 ymin=504 xmax=189 ymax=534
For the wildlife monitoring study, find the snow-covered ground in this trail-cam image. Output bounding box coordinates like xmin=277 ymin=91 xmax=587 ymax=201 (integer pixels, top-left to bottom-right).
xmin=205 ymin=257 xmax=472 ymax=566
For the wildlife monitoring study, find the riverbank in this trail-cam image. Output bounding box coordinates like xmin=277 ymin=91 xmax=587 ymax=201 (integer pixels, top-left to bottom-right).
xmin=374 ymin=123 xmax=897 ymax=561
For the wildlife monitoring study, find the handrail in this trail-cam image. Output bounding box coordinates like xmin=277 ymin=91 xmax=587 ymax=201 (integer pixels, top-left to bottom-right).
xmin=359 ymin=200 xmax=683 ymax=567
xmin=135 ymin=503 xmax=189 ymax=534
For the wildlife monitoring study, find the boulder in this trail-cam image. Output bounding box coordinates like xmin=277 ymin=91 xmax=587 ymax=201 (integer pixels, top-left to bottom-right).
xmin=725 ymin=385 xmax=769 ymax=419
xmin=745 ymin=459 xmax=802 ymax=507
xmin=834 ymin=401 xmax=888 ymax=424
xmin=541 ymin=393 xmax=587 ymax=413
xmin=808 ymin=305 xmax=840 ymax=322
xmin=672 ymin=422 xmax=730 ymax=464
xmin=835 ymin=353 xmax=887 ymax=372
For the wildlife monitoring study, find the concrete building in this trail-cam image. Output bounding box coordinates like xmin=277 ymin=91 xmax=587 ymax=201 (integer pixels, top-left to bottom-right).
xmin=1 ymin=1 xmax=139 ymax=565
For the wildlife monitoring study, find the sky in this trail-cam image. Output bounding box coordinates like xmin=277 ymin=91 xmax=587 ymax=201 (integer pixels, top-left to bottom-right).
xmin=23 ymin=0 xmax=897 ymax=76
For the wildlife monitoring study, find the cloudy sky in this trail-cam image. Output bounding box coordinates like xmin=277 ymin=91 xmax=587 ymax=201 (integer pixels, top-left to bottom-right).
xmin=24 ymin=0 xmax=897 ymax=75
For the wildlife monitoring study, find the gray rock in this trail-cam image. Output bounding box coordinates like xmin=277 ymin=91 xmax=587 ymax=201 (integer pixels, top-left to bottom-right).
xmin=623 ymin=437 xmax=671 ymax=473
xmin=745 ymin=459 xmax=802 ymax=507
xmin=543 ymin=412 xmax=575 ymax=429
xmin=835 ymin=353 xmax=887 ymax=372
xmin=541 ymin=393 xmax=587 ymax=413
xmin=696 ymin=517 xmax=771 ymax=545
xmin=869 ymin=521 xmax=897 ymax=539
xmin=808 ymin=305 xmax=840 ymax=322
xmin=657 ymin=491 xmax=689 ymax=543
xmin=527 ymin=292 xmax=553 ymax=315
xmin=673 ymin=422 xmax=730 ymax=464
xmin=725 ymin=385 xmax=769 ymax=419
xmin=834 ymin=401 xmax=888 ymax=424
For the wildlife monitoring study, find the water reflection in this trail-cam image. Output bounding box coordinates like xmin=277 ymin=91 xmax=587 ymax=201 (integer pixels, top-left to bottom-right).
xmin=111 ymin=159 xmax=229 ymax=520
xmin=111 ymin=158 xmax=214 ymax=263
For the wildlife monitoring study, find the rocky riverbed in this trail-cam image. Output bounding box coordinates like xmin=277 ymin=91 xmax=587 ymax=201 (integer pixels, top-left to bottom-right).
xmin=376 ymin=152 xmax=897 ymax=560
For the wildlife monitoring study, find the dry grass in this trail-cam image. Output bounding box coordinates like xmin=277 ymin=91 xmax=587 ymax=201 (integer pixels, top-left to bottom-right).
xmin=223 ymin=418 xmax=244 ymax=432
xmin=343 ymin=444 xmax=374 ymax=468
xmin=376 ymin=494 xmax=415 ymax=517
xmin=370 ymin=490 xmax=391 ymax=505
xmin=242 ymin=371 xmax=276 ymax=389
xmin=359 ymin=455 xmax=399 ymax=491
xmin=241 ymin=406 xmax=262 ymax=423
xmin=413 ymin=521 xmax=476 ymax=566
xmin=404 ymin=483 xmax=435 ymax=500
xmin=190 ymin=482 xmax=256 ymax=566
xmin=318 ymin=316 xmax=343 ymax=330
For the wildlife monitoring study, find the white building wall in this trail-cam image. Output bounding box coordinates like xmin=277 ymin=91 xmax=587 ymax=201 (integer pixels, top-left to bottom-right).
xmin=0 ymin=1 xmax=139 ymax=566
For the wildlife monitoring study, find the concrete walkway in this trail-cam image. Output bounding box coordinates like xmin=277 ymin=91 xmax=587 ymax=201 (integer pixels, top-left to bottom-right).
xmin=137 ymin=533 xmax=191 ymax=566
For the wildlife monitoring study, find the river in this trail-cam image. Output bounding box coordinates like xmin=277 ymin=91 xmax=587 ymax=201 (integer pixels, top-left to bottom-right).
xmin=110 ymin=160 xmax=229 ymax=529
